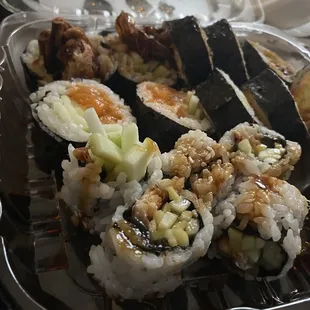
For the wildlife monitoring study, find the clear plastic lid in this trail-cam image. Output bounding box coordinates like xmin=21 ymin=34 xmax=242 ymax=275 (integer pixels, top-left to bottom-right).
xmin=0 ymin=0 xmax=265 ymax=23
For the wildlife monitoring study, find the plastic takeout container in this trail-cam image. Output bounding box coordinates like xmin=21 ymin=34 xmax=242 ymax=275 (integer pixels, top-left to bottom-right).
xmin=1 ymin=11 xmax=310 ymax=310
xmin=0 ymin=0 xmax=265 ymax=23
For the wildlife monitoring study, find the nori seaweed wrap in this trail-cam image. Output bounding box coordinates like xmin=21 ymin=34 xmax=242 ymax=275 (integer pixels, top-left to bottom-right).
xmin=242 ymin=69 xmax=308 ymax=142
xmin=204 ymin=19 xmax=248 ymax=86
xmin=196 ymin=68 xmax=259 ymax=136
xmin=242 ymin=40 xmax=295 ymax=84
xmin=164 ymin=16 xmax=213 ymax=87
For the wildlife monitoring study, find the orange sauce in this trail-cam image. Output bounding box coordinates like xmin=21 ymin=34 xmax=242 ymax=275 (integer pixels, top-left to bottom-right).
xmin=145 ymin=83 xmax=187 ymax=117
xmin=66 ymin=83 xmax=124 ymax=124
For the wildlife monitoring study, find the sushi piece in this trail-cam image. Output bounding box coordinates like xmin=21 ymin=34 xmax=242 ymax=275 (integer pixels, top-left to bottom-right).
xmin=290 ymin=64 xmax=310 ymax=132
xmin=30 ymin=79 xmax=135 ymax=144
xmin=21 ymin=18 xmax=116 ymax=89
xmin=161 ymin=130 xmax=235 ymax=206
xmin=242 ymin=40 xmax=295 ymax=84
xmin=22 ymin=39 xmax=54 ymax=90
xmin=196 ymin=68 xmax=260 ymax=135
xmin=204 ymin=19 xmax=248 ymax=86
xmin=164 ymin=16 xmax=213 ymax=87
xmin=219 ymin=123 xmax=301 ymax=179
xmin=136 ymin=82 xmax=212 ymax=151
xmin=242 ymin=69 xmax=308 ymax=142
xmin=60 ymin=124 xmax=163 ymax=233
xmin=213 ymin=175 xmax=308 ymax=278
xmin=106 ymin=12 xmax=178 ymax=106
xmin=87 ymin=176 xmax=214 ymax=299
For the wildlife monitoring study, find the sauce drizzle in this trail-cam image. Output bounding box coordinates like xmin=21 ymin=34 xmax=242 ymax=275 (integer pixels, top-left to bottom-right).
xmin=67 ymin=83 xmax=124 ymax=124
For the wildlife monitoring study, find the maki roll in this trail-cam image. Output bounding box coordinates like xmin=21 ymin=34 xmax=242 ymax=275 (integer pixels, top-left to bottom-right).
xmin=204 ymin=19 xmax=248 ymax=86
xmin=242 ymin=69 xmax=308 ymax=142
xmin=136 ymin=82 xmax=212 ymax=151
xmin=219 ymin=123 xmax=301 ymax=179
xmin=30 ymin=79 xmax=135 ymax=144
xmin=22 ymin=18 xmax=116 ymax=90
xmin=164 ymin=16 xmax=213 ymax=87
xmin=196 ymin=68 xmax=260 ymax=135
xmin=60 ymin=122 xmax=162 ymax=233
xmin=213 ymin=175 xmax=308 ymax=278
xmin=161 ymin=130 xmax=235 ymax=206
xmin=106 ymin=12 xmax=178 ymax=106
xmin=290 ymin=64 xmax=310 ymax=132
xmin=242 ymin=40 xmax=295 ymax=84
xmin=87 ymin=176 xmax=214 ymax=299
xmin=22 ymin=39 xmax=53 ymax=89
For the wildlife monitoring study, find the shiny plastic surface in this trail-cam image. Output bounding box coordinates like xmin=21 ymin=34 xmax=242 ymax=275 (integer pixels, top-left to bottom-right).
xmin=1 ymin=12 xmax=310 ymax=310
xmin=0 ymin=0 xmax=264 ymax=23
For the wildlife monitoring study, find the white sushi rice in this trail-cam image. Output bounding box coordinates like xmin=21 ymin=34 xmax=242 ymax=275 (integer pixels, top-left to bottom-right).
xmin=30 ymin=79 xmax=136 ymax=143
xmin=87 ymin=203 xmax=213 ymax=300
xmin=22 ymin=40 xmax=53 ymax=84
xmin=213 ymin=175 xmax=308 ymax=260
xmin=60 ymin=144 xmax=163 ymax=234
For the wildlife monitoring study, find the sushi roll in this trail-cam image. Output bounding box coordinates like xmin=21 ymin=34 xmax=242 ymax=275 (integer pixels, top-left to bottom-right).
xmin=196 ymin=68 xmax=260 ymax=135
xmin=290 ymin=64 xmax=310 ymax=132
xmin=204 ymin=19 xmax=248 ymax=86
xmin=60 ymin=123 xmax=162 ymax=233
xmin=242 ymin=40 xmax=295 ymax=84
xmin=164 ymin=16 xmax=213 ymax=87
xmin=213 ymin=175 xmax=308 ymax=278
xmin=219 ymin=123 xmax=301 ymax=179
xmin=242 ymin=69 xmax=308 ymax=142
xmin=22 ymin=39 xmax=53 ymax=90
xmin=30 ymin=79 xmax=135 ymax=144
xmin=21 ymin=18 xmax=116 ymax=90
xmin=87 ymin=176 xmax=214 ymax=299
xmin=106 ymin=12 xmax=178 ymax=106
xmin=136 ymin=82 xmax=212 ymax=151
xmin=161 ymin=130 xmax=235 ymax=206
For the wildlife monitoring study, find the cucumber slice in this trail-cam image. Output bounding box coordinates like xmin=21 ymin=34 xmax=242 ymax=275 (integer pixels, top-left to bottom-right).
xmin=170 ymin=199 xmax=191 ymax=214
xmin=165 ymin=229 xmax=178 ymax=247
xmin=255 ymin=237 xmax=266 ymax=249
xmin=228 ymin=228 xmax=243 ymax=252
xmin=172 ymin=220 xmax=188 ymax=230
xmin=151 ymin=229 xmax=166 ymax=241
xmin=185 ymin=218 xmax=200 ymax=237
xmin=246 ymin=249 xmax=261 ymax=264
xmin=171 ymin=228 xmax=189 ymax=246
xmin=84 ymin=108 xmax=107 ymax=137
xmin=188 ymin=94 xmax=199 ymax=114
xmin=121 ymin=123 xmax=139 ymax=153
xmin=241 ymin=235 xmax=256 ymax=251
xmin=166 ymin=186 xmax=181 ymax=202
xmin=53 ymin=101 xmax=72 ymax=123
xmin=238 ymin=139 xmax=252 ymax=155
xmin=158 ymin=212 xmax=178 ymax=230
xmin=61 ymin=95 xmax=88 ymax=129
xmin=162 ymin=203 xmax=171 ymax=213
xmin=111 ymin=139 xmax=156 ymax=181
xmin=153 ymin=65 xmax=170 ymax=78
xmin=179 ymin=211 xmax=193 ymax=222
xmin=194 ymin=107 xmax=203 ymax=120
xmin=102 ymin=124 xmax=123 ymax=133
xmin=154 ymin=210 xmax=164 ymax=225
xmin=89 ymin=133 xmax=122 ymax=164
xmin=107 ymin=131 xmax=122 ymax=148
